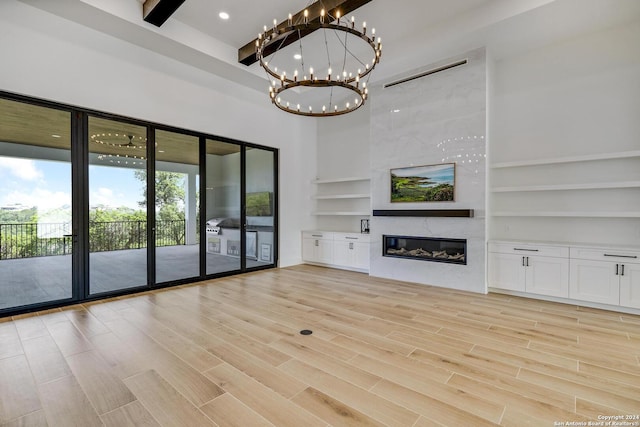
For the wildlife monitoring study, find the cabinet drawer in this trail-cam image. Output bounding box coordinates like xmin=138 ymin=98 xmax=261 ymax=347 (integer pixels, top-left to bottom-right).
xmin=302 ymin=231 xmax=333 ymax=240
xmin=333 ymin=232 xmax=370 ymax=243
xmin=570 ymin=247 xmax=640 ymax=263
xmin=489 ymin=242 xmax=568 ymax=258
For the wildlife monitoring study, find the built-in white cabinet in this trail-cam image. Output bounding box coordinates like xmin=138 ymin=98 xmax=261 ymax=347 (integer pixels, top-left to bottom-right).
xmin=302 ymin=231 xmax=370 ymax=272
xmin=332 ymin=233 xmax=370 ymax=271
xmin=488 ymin=242 xmax=569 ymax=297
xmin=489 ymin=240 xmax=640 ymax=312
xmin=302 ymin=231 xmax=334 ymax=265
xmin=569 ymin=247 xmax=640 ymax=308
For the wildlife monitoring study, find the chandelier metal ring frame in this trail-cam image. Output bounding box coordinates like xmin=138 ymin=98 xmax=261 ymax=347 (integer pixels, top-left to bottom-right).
xmin=257 ymin=12 xmax=382 ymax=117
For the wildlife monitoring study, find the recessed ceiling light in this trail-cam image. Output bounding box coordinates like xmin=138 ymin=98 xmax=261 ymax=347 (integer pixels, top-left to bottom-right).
xmin=294 ymin=54 xmax=302 ymax=60
xmin=391 ymin=109 xmax=400 ymax=113
xmin=51 ymin=134 xmax=61 ymax=138
xmin=219 ymin=11 xmax=229 ymax=20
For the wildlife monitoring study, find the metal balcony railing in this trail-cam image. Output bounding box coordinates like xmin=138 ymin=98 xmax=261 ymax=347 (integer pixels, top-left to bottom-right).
xmin=0 ymin=220 xmax=185 ymax=260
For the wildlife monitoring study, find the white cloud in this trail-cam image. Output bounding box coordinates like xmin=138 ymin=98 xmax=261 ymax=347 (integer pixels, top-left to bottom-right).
xmin=0 ymin=157 xmax=43 ymax=181
xmin=2 ymin=188 xmax=70 ymax=211
xmin=90 ymin=187 xmax=113 ymax=207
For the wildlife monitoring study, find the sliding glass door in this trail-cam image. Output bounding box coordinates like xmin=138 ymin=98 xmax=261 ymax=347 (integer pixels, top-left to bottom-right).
xmin=205 ymin=139 xmax=242 ymax=275
xmin=0 ymin=98 xmax=73 ymax=311
xmin=0 ymin=92 xmax=277 ymax=316
xmin=155 ymin=130 xmax=200 ymax=283
xmin=88 ymin=116 xmax=148 ymax=294
xmin=245 ymin=147 xmax=276 ymax=268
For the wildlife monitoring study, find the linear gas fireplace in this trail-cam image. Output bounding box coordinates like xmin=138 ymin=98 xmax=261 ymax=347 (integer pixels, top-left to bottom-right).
xmin=383 ymin=235 xmax=467 ymax=265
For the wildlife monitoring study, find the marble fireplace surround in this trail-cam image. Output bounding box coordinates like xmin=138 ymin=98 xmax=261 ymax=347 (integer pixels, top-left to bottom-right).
xmin=369 ymin=48 xmax=487 ymax=294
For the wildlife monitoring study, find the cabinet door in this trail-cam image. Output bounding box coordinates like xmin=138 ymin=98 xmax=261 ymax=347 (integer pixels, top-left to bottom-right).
xmin=316 ymin=238 xmax=334 ymax=264
xmin=525 ymin=256 xmax=569 ymax=298
xmin=488 ymin=253 xmax=526 ymax=291
xmin=569 ymin=259 xmax=619 ymax=305
xmin=302 ymin=238 xmax=316 ymax=262
xmin=620 ymin=263 xmax=640 ymax=309
xmin=353 ymin=242 xmax=370 ymax=270
xmin=333 ymin=240 xmax=352 ymax=267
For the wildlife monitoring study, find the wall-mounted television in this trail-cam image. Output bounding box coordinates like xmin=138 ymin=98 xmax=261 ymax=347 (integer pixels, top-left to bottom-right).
xmin=246 ymin=191 xmax=273 ymax=216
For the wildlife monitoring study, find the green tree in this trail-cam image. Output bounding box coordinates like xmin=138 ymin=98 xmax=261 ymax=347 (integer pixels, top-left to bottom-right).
xmin=134 ymin=170 xmax=186 ymax=245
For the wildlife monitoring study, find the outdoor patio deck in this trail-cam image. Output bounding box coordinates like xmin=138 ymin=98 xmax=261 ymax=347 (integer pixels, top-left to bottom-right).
xmin=0 ymin=245 xmax=269 ymax=310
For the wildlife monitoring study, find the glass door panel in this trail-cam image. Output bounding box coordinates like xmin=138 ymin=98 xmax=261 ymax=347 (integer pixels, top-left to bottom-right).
xmin=88 ymin=117 xmax=148 ymax=294
xmin=0 ymin=98 xmax=73 ymax=311
xmin=245 ymin=147 xmax=275 ymax=267
xmin=205 ymin=139 xmax=241 ymax=275
xmin=155 ymin=130 xmax=200 ymax=283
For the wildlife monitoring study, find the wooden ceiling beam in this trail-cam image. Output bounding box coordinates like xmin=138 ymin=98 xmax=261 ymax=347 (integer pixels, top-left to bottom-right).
xmin=238 ymin=0 xmax=373 ymax=66
xmin=143 ymin=0 xmax=186 ymax=27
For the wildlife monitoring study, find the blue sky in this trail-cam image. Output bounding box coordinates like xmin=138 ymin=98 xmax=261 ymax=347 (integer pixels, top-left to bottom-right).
xmin=0 ymin=157 xmax=145 ymax=211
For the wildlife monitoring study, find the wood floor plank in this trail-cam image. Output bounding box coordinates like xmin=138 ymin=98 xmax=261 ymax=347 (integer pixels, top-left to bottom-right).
xmin=118 ymin=308 xmax=223 ymax=373
xmin=270 ymin=337 xmax=380 ymax=389
xmin=104 ymin=318 xmax=224 ymax=407
xmin=11 ymin=317 xmax=48 ymax=342
xmin=100 ymin=401 xmax=160 ymax=427
xmin=45 ymin=320 xmax=93 ymax=357
xmin=469 ymin=344 xmax=578 ymax=372
xmin=63 ymin=308 xmax=110 ymax=339
xmin=350 ymin=354 xmax=504 ymax=422
xmin=447 ymin=374 xmax=585 ymax=423
xmin=517 ymin=368 xmax=640 ymax=413
xmin=21 ymin=335 xmax=71 ymax=384
xmin=204 ymin=363 xmax=326 ymax=427
xmin=578 ymin=360 xmax=640 ymax=388
xmin=279 ymin=358 xmax=420 ymax=427
xmin=0 ymin=356 xmax=41 ymax=423
xmin=200 ymin=393 xmax=273 ymax=427
xmin=37 ymin=375 xmax=102 ymax=427
xmin=371 ymin=379 xmax=501 ymax=426
xmin=123 ymin=370 xmax=216 ymax=427
xmin=65 ymin=350 xmax=136 ymax=415
xmin=0 ymin=323 xmax=23 ymax=360
xmin=0 ymin=410 xmax=48 ymax=427
xmin=291 ymin=387 xmax=386 ymax=427
xmin=87 ymin=332 xmax=149 ymax=380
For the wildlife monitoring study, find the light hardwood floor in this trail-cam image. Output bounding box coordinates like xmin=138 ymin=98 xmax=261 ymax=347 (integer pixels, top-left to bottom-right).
xmin=1 ymin=265 xmax=639 ymax=426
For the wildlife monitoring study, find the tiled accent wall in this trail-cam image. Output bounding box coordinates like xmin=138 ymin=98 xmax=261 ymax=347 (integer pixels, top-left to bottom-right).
xmin=369 ymin=48 xmax=487 ymax=293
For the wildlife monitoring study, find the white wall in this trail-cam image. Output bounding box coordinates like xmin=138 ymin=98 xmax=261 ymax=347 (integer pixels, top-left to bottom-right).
xmin=0 ymin=1 xmax=317 ymax=266
xmin=489 ymin=20 xmax=640 ymax=246
xmin=314 ymin=104 xmax=371 ymax=232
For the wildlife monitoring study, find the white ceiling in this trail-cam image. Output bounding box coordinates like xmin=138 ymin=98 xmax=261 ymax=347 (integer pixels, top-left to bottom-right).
xmin=17 ymin=0 xmax=640 ymax=92
xmin=171 ymin=0 xmax=493 ymax=49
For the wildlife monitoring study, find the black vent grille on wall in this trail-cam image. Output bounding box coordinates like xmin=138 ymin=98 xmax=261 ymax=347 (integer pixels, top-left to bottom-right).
xmin=383 ymin=59 xmax=468 ymax=89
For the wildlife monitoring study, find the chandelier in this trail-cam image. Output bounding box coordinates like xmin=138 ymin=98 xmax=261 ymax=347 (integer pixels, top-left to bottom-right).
xmin=91 ymin=133 xmax=147 ymax=166
xmin=256 ymin=4 xmax=382 ymax=117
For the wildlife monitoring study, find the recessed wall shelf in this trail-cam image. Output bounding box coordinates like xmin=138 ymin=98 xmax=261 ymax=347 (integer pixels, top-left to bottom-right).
xmin=312 ymin=177 xmax=370 ymax=184
xmin=492 ymin=181 xmax=640 ymax=192
xmin=312 ymin=193 xmax=370 ymax=200
xmin=312 ymin=211 xmax=371 ymax=216
xmin=312 ymin=177 xmax=371 ymax=223
xmin=373 ymin=209 xmax=474 ymax=218
xmin=491 ymin=150 xmax=640 ymax=169
xmin=492 ymin=211 xmax=640 ymax=218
